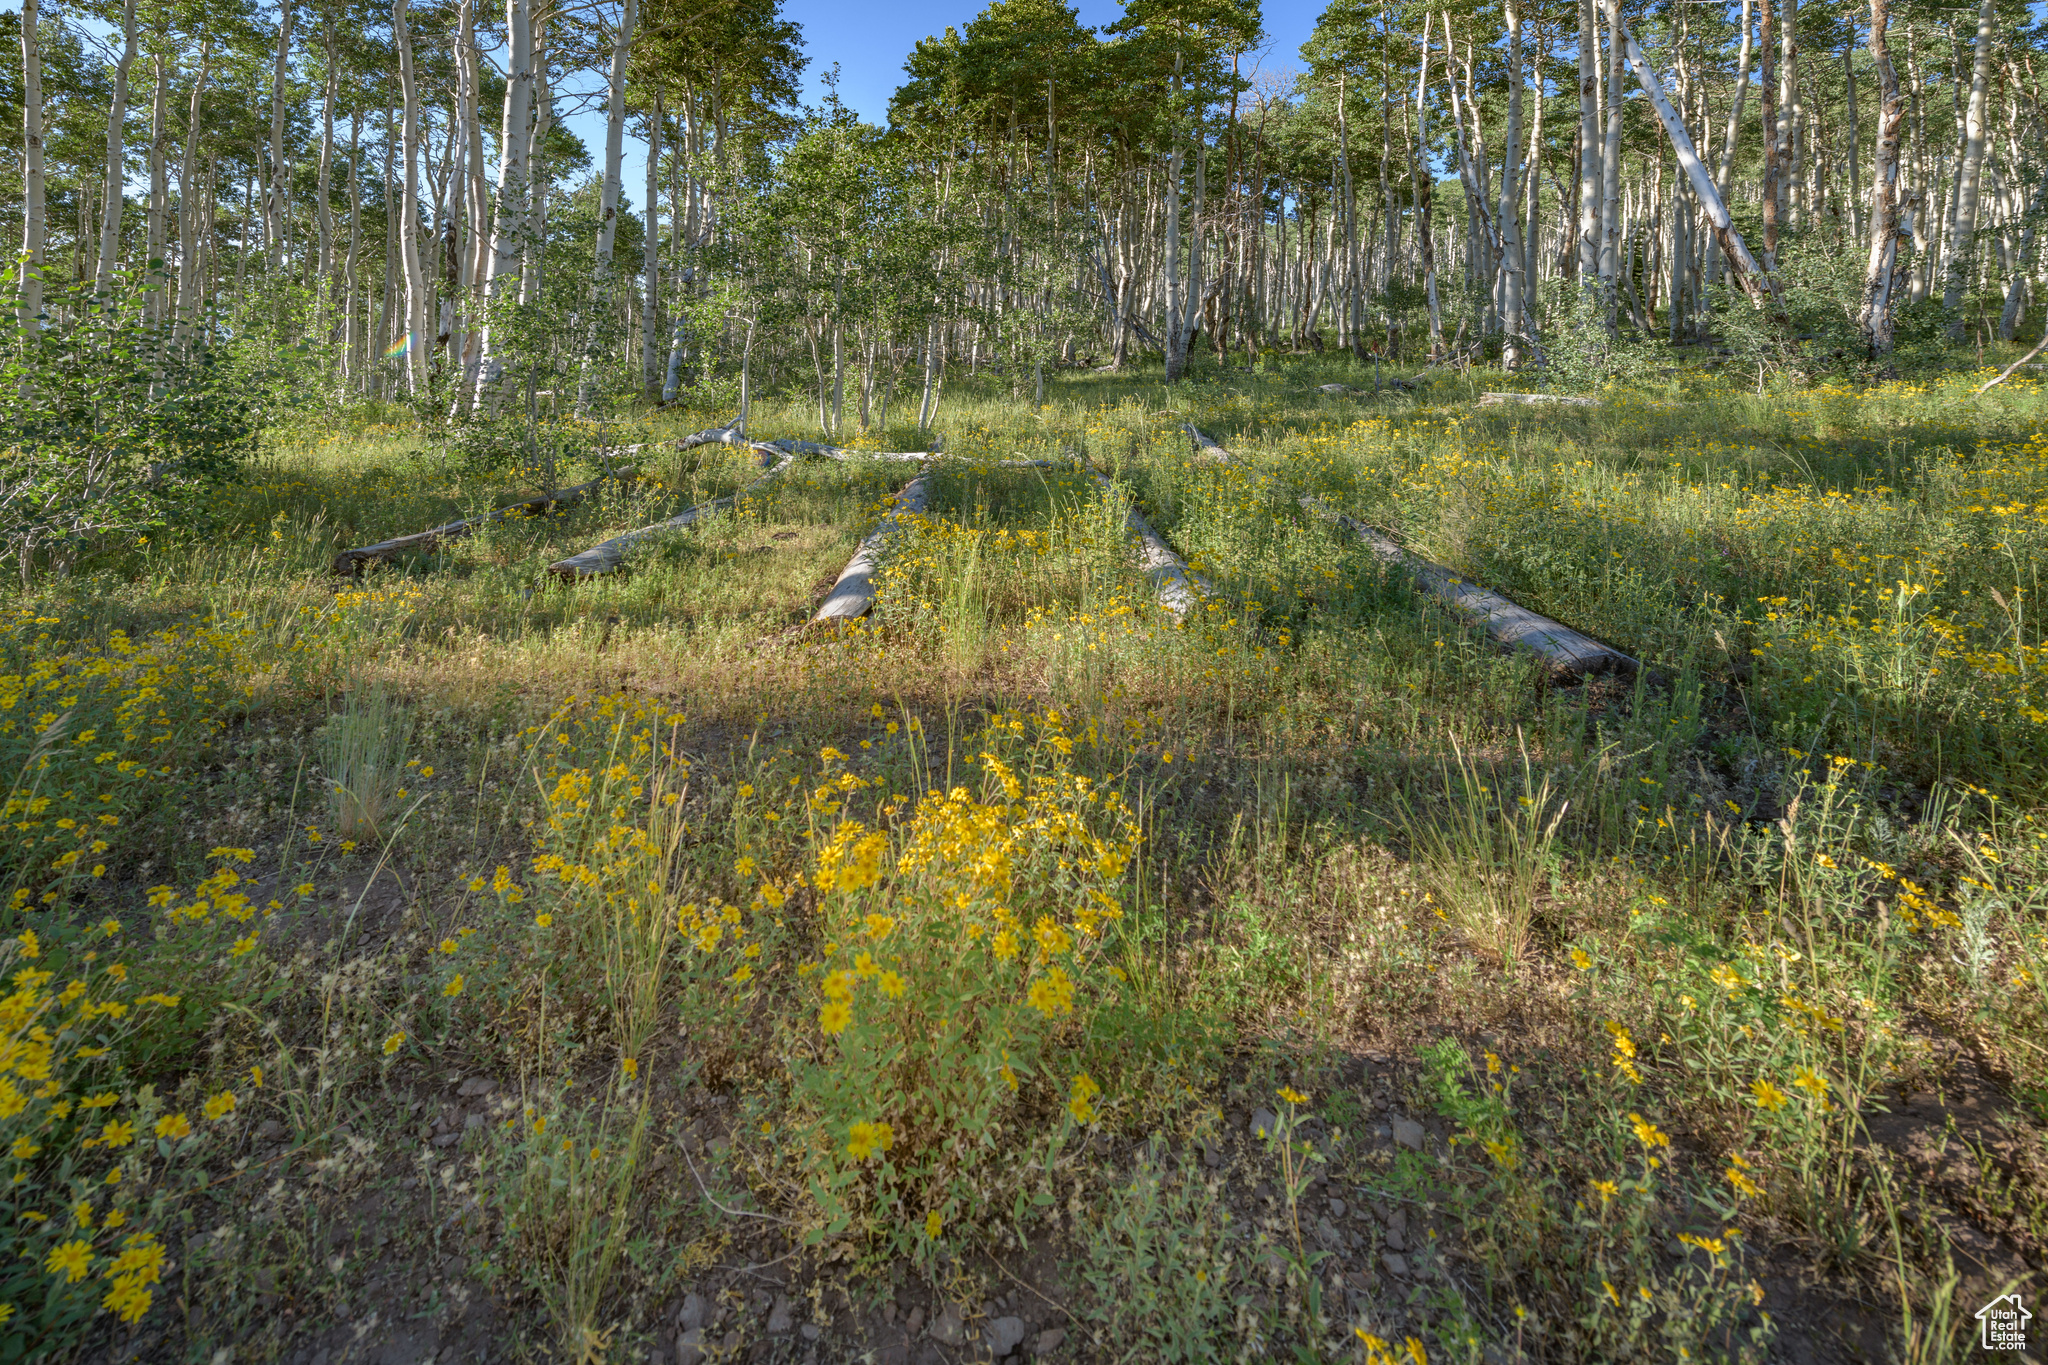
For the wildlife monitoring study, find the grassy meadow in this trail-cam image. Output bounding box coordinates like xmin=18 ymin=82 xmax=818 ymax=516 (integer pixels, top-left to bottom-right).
xmin=2 ymin=353 xmax=2045 ymax=1363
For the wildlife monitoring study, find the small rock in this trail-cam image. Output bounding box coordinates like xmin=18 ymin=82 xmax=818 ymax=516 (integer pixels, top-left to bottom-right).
xmin=985 ymin=1316 xmax=1027 ymax=1357
xmin=1327 ymin=1198 xmax=1346 ymax=1218
xmin=905 ymin=1307 xmax=924 ymax=1337
xmin=1382 ymin=1253 xmax=1410 ymax=1277
xmin=929 ymin=1301 xmax=966 ymax=1346
xmin=1315 ymin=1218 xmax=1343 ymax=1252
xmin=1390 ymin=1116 xmax=1425 ymax=1150
xmin=457 ymin=1077 xmax=495 ymax=1098
xmin=766 ymin=1296 xmax=795 ymax=1334
xmin=1028 ymin=1329 xmax=1066 ymax=1356
xmin=1249 ymin=1108 xmax=1278 ymax=1139
xmin=1201 ymin=1141 xmax=1223 ymax=1168
xmin=674 ymin=1329 xmax=703 ymax=1365
xmin=799 ymin=1324 xmax=820 ymax=1342
xmin=463 ymin=1113 xmax=484 ymax=1130
xmin=256 ymin=1120 xmax=285 ymax=1142
xmin=1384 ymin=1224 xmax=1406 ymax=1251
xmin=432 ymin=1132 xmax=461 ymax=1148
xmin=679 ymin=1295 xmax=707 ymax=1333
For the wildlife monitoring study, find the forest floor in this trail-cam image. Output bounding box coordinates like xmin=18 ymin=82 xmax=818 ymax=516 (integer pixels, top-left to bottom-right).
xmin=4 ymin=353 xmax=2047 ymax=1365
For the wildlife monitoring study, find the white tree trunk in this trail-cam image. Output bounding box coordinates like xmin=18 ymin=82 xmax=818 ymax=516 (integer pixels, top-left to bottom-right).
xmin=642 ymin=90 xmax=662 ymax=402
xmin=474 ymin=0 xmax=533 ymax=406
xmin=95 ymin=0 xmax=138 ymax=294
xmin=578 ymin=0 xmax=639 ymax=414
xmin=265 ymin=0 xmax=294 ymax=271
xmin=174 ymin=41 xmax=210 ymax=346
xmin=395 ymin=0 xmax=430 ymax=393
xmin=1943 ymin=0 xmax=1997 ymax=328
xmin=17 ymin=0 xmax=44 ymax=332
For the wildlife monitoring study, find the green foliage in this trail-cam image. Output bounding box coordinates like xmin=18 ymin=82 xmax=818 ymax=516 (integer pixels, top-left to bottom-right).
xmin=0 ymin=265 xmax=261 ymax=583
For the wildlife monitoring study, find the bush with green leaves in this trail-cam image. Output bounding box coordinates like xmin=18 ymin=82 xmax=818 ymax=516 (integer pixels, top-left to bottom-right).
xmin=0 ymin=264 xmax=260 ymax=583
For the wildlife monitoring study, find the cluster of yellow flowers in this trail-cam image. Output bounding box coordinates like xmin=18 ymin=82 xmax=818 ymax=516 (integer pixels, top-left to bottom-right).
xmin=1 ymin=608 xmax=256 ymax=900
xmin=794 ymin=707 xmax=1138 ymax=1249
xmin=0 ymin=913 xmax=237 ymax=1333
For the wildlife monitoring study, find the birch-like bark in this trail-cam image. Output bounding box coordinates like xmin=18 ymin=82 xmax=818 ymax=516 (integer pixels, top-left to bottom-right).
xmin=395 ymin=0 xmax=430 ymax=393
xmin=1598 ymin=0 xmax=1624 ymax=310
xmin=1607 ymin=3 xmax=1776 ymax=308
xmin=1759 ymin=0 xmax=1780 ymax=266
xmin=1943 ymin=0 xmax=1997 ymax=329
xmin=317 ymin=23 xmax=337 ymax=296
xmin=1575 ymin=0 xmax=1602 ymax=287
xmin=578 ymin=0 xmax=639 ymax=412
xmin=265 ymin=0 xmax=294 ymax=271
xmin=1162 ymin=52 xmax=1188 ymax=381
xmin=1500 ymin=0 xmax=1526 ymax=365
xmin=444 ymin=0 xmax=477 ymax=407
xmin=642 ymin=90 xmax=662 ymax=402
xmin=474 ymin=0 xmax=532 ymax=405
xmin=1845 ymin=41 xmax=1864 ymax=240
xmin=1779 ymin=0 xmax=1800 ymax=224
xmin=1859 ymin=0 xmax=1910 ymax=360
xmin=1416 ymin=25 xmax=1443 ymax=353
xmin=17 ymin=0 xmax=44 ymax=332
xmin=96 ymin=0 xmax=138 ymax=294
xmin=174 ymin=41 xmax=211 ymax=346
xmin=145 ymin=51 xmax=168 ymax=320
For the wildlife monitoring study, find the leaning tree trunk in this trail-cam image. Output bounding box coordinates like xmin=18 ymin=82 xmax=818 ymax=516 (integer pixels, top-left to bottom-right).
xmin=95 ymin=0 xmax=138 ymax=295
xmin=18 ymin=0 xmax=45 ymax=332
xmin=1943 ymin=0 xmax=1997 ymax=335
xmin=1859 ymin=0 xmax=1912 ymax=362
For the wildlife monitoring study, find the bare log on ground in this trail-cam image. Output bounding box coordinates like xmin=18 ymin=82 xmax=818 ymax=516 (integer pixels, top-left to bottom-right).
xmin=1186 ymin=424 xmax=1235 ymax=461
xmin=1089 ymin=468 xmax=1212 ymax=620
xmin=812 ymin=475 xmax=934 ymax=621
xmin=770 ymin=439 xmax=931 ymax=461
xmin=1302 ymin=497 xmax=1637 ymax=680
xmin=332 ymin=466 xmax=638 ymax=576
xmin=678 ymin=419 xmax=745 ymax=449
xmin=548 ymin=445 xmax=790 ymax=580
xmin=1476 ymin=392 xmax=1597 ymax=407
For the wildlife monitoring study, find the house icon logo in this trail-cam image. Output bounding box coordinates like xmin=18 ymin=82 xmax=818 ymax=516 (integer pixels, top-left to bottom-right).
xmin=1976 ymin=1292 xmax=2031 ymax=1352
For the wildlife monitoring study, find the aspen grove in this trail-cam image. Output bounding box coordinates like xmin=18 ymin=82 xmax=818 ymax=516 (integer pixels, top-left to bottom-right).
xmin=2 ymin=0 xmax=2047 ymax=1359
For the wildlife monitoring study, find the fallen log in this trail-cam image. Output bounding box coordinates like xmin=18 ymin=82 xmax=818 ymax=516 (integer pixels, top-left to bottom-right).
xmin=1186 ymin=424 xmax=1234 ymax=461
xmin=548 ymin=445 xmax=792 ymax=580
xmin=769 ymin=440 xmax=930 ymax=462
xmin=812 ymin=474 xmax=934 ymax=621
xmin=678 ymin=419 xmax=746 ymax=449
xmin=1088 ymin=466 xmax=1211 ymax=620
xmin=1301 ymin=497 xmax=1637 ymax=680
xmin=1476 ymin=392 xmax=1597 ymax=408
xmin=331 ymin=467 xmax=638 ymax=576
